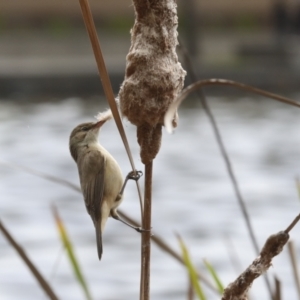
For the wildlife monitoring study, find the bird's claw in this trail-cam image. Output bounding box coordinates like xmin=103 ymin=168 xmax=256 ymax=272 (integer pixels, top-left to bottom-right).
xmin=135 ymin=227 xmax=153 ymax=235
xmin=127 ymin=170 xmax=143 ymax=181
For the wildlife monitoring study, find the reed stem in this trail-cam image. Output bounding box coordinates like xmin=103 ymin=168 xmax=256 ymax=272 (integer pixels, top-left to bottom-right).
xmin=0 ymin=220 xmax=59 ymax=300
xmin=140 ymin=162 xmax=153 ymax=300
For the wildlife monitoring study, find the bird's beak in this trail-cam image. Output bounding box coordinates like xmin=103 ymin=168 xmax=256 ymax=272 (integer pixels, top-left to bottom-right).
xmin=92 ymin=120 xmax=106 ymax=129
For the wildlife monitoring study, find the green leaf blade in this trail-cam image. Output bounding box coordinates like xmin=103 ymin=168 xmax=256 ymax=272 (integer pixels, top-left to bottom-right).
xmin=203 ymin=259 xmax=224 ymax=294
xmin=178 ymin=235 xmax=206 ymax=300
xmin=53 ymin=206 xmax=93 ymax=300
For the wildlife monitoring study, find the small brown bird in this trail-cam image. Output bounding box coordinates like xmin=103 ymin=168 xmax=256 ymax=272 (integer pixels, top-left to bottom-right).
xmin=69 ymin=111 xmax=142 ymax=260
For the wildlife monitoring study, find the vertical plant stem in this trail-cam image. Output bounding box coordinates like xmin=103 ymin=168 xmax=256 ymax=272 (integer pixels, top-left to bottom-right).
xmin=274 ymin=276 xmax=281 ymax=300
xmin=288 ymin=241 xmax=300 ymax=299
xmin=140 ymin=161 xmax=153 ymax=300
xmin=0 ymin=220 xmax=59 ymax=300
xmin=187 ymin=276 xmax=194 ymax=300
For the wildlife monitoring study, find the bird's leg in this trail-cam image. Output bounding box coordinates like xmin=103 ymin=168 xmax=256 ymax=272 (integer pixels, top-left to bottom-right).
xmin=119 ymin=170 xmax=143 ymax=196
xmin=110 ymin=210 xmax=150 ymax=233
xmin=114 ymin=170 xmax=150 ymax=233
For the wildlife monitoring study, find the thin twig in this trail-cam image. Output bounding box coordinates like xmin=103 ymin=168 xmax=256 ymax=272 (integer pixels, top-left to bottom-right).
xmin=140 ymin=162 xmax=153 ymax=300
xmin=78 ymin=0 xmax=134 ymax=167
xmin=186 ymin=79 xmax=300 ymax=108
xmin=285 ymin=214 xmax=300 ymax=233
xmin=165 ymin=78 xmax=300 ymax=132
xmin=0 ymin=220 xmax=59 ymax=300
xmin=0 ymin=161 xmax=81 ymax=192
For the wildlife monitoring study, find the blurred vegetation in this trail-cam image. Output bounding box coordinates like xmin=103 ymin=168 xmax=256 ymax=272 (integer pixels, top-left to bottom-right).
xmin=106 ymin=17 xmax=133 ymax=34
xmin=46 ymin=18 xmax=74 ymax=36
xmin=235 ymin=14 xmax=261 ymax=31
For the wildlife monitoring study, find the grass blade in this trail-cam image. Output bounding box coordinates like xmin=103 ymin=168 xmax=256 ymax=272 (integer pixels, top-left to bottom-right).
xmin=178 ymin=235 xmax=206 ymax=300
xmin=203 ymin=259 xmax=224 ymax=294
xmin=52 ymin=206 xmax=92 ymax=300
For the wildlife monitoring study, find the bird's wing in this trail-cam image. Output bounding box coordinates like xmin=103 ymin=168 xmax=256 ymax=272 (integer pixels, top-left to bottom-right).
xmin=80 ymin=150 xmax=106 ymax=223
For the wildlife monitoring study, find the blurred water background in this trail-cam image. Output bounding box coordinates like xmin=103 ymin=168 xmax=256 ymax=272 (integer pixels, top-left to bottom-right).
xmin=1 ymin=1 xmax=300 ymax=299
xmin=1 ymin=95 xmax=299 ymax=300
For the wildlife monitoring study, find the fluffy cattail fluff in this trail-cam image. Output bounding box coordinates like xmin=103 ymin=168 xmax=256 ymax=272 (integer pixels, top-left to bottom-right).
xmin=95 ymin=109 xmax=113 ymax=123
xmin=118 ymin=0 xmax=186 ymax=164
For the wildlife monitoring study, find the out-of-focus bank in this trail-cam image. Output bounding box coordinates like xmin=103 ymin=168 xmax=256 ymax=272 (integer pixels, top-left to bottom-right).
xmin=1 ymin=0 xmax=300 ymax=97
xmin=1 ymin=29 xmax=300 ymax=98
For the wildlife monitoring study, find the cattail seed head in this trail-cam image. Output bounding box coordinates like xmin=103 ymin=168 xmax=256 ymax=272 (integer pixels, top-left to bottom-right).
xmin=119 ymin=0 xmax=186 ymax=164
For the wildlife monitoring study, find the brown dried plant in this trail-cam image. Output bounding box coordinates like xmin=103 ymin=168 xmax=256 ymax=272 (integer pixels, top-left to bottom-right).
xmin=222 ymin=215 xmax=300 ymax=300
xmin=119 ymin=0 xmax=186 ymax=164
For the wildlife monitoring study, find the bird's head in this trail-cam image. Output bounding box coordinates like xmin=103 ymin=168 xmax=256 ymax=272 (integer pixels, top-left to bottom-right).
xmin=69 ymin=109 xmax=113 ymax=162
xmin=69 ymin=120 xmax=106 ymax=162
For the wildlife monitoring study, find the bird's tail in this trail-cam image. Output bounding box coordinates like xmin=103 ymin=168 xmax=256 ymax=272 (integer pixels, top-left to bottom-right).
xmin=95 ymin=224 xmax=103 ymax=260
xmin=94 ymin=201 xmax=110 ymax=260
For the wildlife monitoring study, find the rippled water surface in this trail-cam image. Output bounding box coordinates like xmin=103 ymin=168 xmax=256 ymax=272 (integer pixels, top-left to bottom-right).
xmin=0 ymin=96 xmax=299 ymax=299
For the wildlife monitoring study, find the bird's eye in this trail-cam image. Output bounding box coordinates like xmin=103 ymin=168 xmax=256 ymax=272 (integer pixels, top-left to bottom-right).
xmin=82 ymin=126 xmax=89 ymax=131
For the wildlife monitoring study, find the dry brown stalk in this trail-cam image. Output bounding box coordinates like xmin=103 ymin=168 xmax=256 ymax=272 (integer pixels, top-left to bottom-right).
xmin=165 ymin=78 xmax=300 ymax=133
xmin=221 ymin=214 xmax=300 ymax=300
xmin=0 ymin=220 xmax=60 ymax=300
xmin=78 ymin=0 xmax=136 ymax=171
xmin=140 ymin=162 xmax=153 ymax=300
xmin=187 ymin=277 xmax=194 ymax=300
xmin=273 ymin=276 xmax=281 ymax=300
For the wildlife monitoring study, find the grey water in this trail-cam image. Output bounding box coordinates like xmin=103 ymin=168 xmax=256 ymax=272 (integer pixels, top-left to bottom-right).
xmin=0 ymin=95 xmax=299 ymax=300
